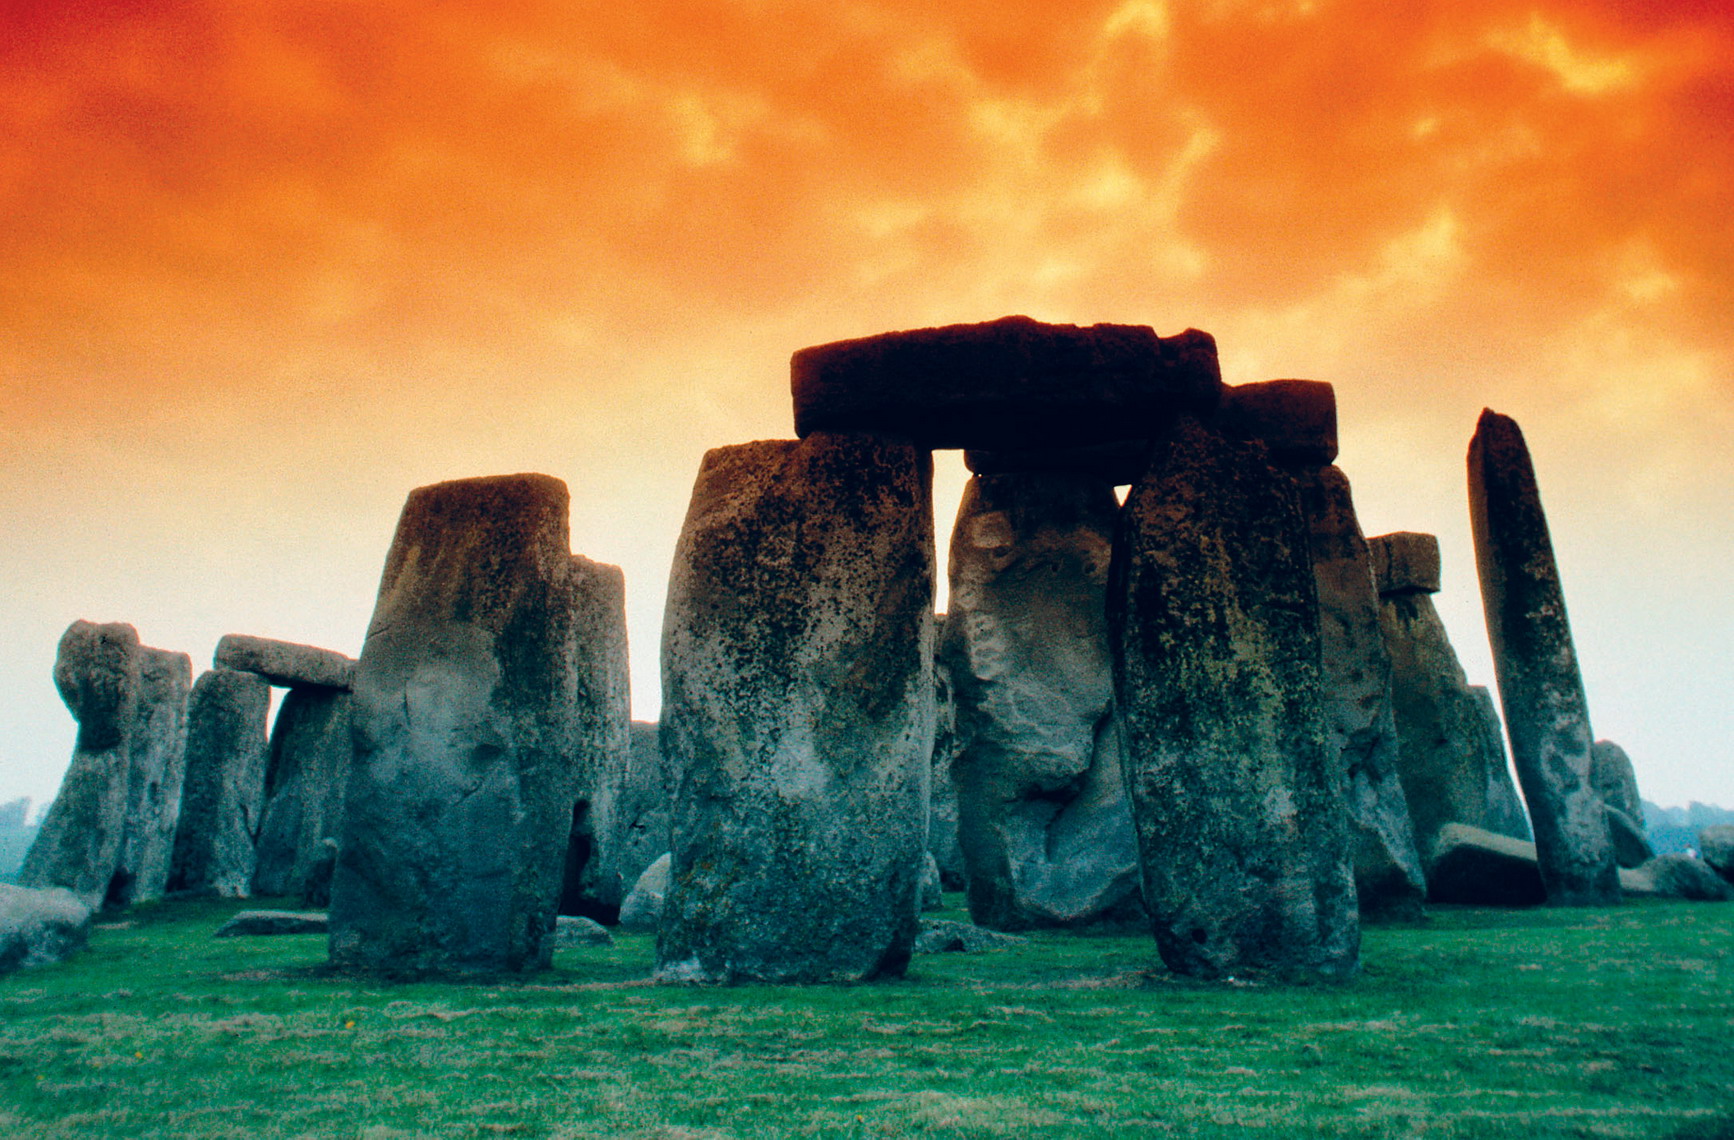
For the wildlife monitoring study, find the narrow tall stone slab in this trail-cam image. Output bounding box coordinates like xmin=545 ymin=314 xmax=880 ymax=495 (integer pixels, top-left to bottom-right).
xmin=1371 ymin=534 xmax=1532 ymax=856
xmin=588 ymin=721 xmax=675 ymax=915
xmin=658 ymin=433 xmax=934 ymax=983
xmin=110 ymin=647 xmax=193 ymax=906
xmin=166 ymin=668 xmax=271 ymax=898
xmin=1110 ymin=418 xmax=1358 ymax=979
xmin=942 ymin=471 xmax=1143 ymax=930
xmin=329 ymin=474 xmax=591 ymax=976
xmin=214 ymin=635 xmax=355 ymax=691
xmin=250 ymin=688 xmax=353 ymax=899
xmin=792 ymin=316 xmax=1220 ymax=450
xmin=1468 ymin=410 xmax=1618 ymax=905
xmin=18 ymin=622 xmax=142 ymax=908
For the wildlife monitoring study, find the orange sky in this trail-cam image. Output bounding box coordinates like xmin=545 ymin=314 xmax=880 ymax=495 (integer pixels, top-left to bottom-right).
xmin=3 ymin=0 xmax=1731 ymax=810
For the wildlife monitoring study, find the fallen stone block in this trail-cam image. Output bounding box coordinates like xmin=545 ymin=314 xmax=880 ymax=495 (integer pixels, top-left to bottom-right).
xmin=913 ymin=919 xmax=1027 ymax=955
xmin=552 ymin=915 xmax=614 ymax=948
xmin=618 ymin=852 xmax=670 ymax=933
xmin=214 ymin=909 xmax=328 ymax=937
xmin=1699 ymin=825 xmax=1734 ymax=883
xmin=1620 ymin=855 xmax=1734 ymax=902
xmin=1426 ymin=823 xmax=1546 ymax=907
xmin=0 ymin=884 xmax=92 ymax=976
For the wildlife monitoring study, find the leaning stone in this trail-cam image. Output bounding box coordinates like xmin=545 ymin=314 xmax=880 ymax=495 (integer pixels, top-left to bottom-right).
xmin=1426 ymin=824 xmax=1546 ymax=906
xmin=1590 ymin=740 xmax=1645 ymax=824
xmin=1373 ymin=536 xmax=1532 ymax=852
xmin=943 ymin=471 xmax=1144 ymax=931
xmin=658 ymin=433 xmax=934 ymax=983
xmin=18 ymin=622 xmax=142 ymax=908
xmin=1216 ymin=378 xmax=1339 ymax=466
xmin=1620 ymin=855 xmax=1734 ymax=902
xmin=330 ymin=474 xmax=593 ymax=976
xmin=1110 ymin=417 xmax=1358 ymax=979
xmin=110 ymin=647 xmax=193 ymax=906
xmin=964 ymin=440 xmax=1155 ymax=486
xmin=556 ymin=559 xmax=634 ymax=923
xmin=791 ymin=316 xmax=1221 ymax=451
xmin=1605 ymin=806 xmax=1655 ymax=870
xmin=913 ymin=919 xmax=1027 ymax=955
xmin=1698 ymin=826 xmax=1734 ymax=883
xmin=618 ymin=853 xmax=670 ymax=933
xmin=552 ymin=915 xmax=615 ymax=948
xmin=213 ymin=909 xmax=328 ymax=937
xmin=166 ymin=668 xmax=271 ymax=898
xmin=0 ymin=885 xmax=92 ymax=976
xmin=1468 ymin=410 xmax=1618 ymax=904
xmin=1369 ymin=531 xmax=1442 ymax=597
xmin=1291 ymin=465 xmax=1426 ymax=921
xmin=213 ymin=635 xmax=356 ymax=691
xmin=250 ymin=688 xmax=354 ymax=899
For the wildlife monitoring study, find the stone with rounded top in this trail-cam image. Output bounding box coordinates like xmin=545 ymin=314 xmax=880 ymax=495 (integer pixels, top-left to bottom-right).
xmin=214 ymin=635 xmax=355 ymax=691
xmin=1468 ymin=409 xmax=1618 ymax=905
xmin=1590 ymin=740 xmax=1644 ymax=823
xmin=110 ymin=646 xmax=193 ymax=906
xmin=791 ymin=316 xmax=1220 ymax=451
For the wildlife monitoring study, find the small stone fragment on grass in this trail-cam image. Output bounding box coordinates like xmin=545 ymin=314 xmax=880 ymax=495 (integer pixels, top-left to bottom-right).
xmin=913 ymin=920 xmax=1027 ymax=954
xmin=214 ymin=910 xmax=328 ymax=937
xmin=553 ymin=915 xmax=614 ymax=948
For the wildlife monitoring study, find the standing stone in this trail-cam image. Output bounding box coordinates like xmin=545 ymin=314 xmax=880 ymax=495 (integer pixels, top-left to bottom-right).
xmin=250 ymin=687 xmax=354 ymax=899
xmin=329 ymin=474 xmax=592 ymax=975
xmin=595 ymin=721 xmax=676 ymax=914
xmin=658 ymin=433 xmax=933 ymax=983
xmin=928 ymin=643 xmax=967 ymax=890
xmin=942 ymin=471 xmax=1143 ymax=930
xmin=1221 ymin=380 xmax=1425 ymax=920
xmin=1590 ymin=740 xmax=1645 ymax=824
xmin=166 ymin=668 xmax=271 ymax=897
xmin=18 ymin=622 xmax=142 ymax=908
xmin=1372 ymin=532 xmax=1532 ymax=857
xmin=1110 ymin=418 xmax=1359 ymax=979
xmin=1468 ymin=410 xmax=1618 ymax=905
xmin=556 ymin=558 xmax=633 ymax=922
xmin=110 ymin=647 xmax=193 ymax=906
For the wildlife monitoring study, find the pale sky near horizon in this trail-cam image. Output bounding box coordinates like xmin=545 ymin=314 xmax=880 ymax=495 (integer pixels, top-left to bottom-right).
xmin=3 ymin=0 xmax=1730 ymax=813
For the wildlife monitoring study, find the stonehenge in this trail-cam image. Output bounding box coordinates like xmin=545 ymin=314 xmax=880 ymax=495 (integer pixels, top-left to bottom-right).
xmin=166 ymin=667 xmax=271 ymax=897
xmin=1468 ymin=410 xmax=1619 ymax=905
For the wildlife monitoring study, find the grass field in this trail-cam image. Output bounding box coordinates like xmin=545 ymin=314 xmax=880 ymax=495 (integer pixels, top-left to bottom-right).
xmin=2 ymin=896 xmax=1731 ymax=1138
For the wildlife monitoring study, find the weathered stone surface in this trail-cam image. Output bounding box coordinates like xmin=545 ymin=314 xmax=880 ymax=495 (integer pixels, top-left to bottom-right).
xmin=658 ymin=433 xmax=934 ymax=983
xmin=1216 ymin=379 xmax=1339 ymax=466
xmin=1293 ymin=466 xmax=1426 ymax=921
xmin=928 ymin=644 xmax=966 ymax=891
xmin=791 ymin=316 xmax=1221 ymax=451
xmin=1426 ymin=824 xmax=1546 ymax=906
xmin=1468 ymin=687 xmax=1533 ymax=842
xmin=1605 ymin=806 xmax=1655 ymax=870
xmin=619 ymin=852 xmax=670 ymax=933
xmin=1468 ymin=410 xmax=1618 ymax=905
xmin=1373 ymin=536 xmax=1532 ymax=853
xmin=1620 ymin=855 xmax=1734 ymax=902
xmin=964 ymin=440 xmax=1155 ymax=487
xmin=110 ymin=647 xmax=193 ymax=907
xmin=575 ymin=721 xmax=674 ymax=923
xmin=1699 ymin=826 xmax=1734 ymax=883
xmin=942 ymin=472 xmax=1142 ymax=931
xmin=250 ymin=689 xmax=354 ymax=899
xmin=0 ymin=885 xmax=92 ymax=976
xmin=1590 ymin=740 xmax=1645 ymax=824
xmin=913 ymin=919 xmax=1026 ymax=954
xmin=213 ymin=634 xmax=356 ymax=691
xmin=167 ymin=668 xmax=271 ymax=898
xmin=1370 ymin=531 xmax=1443 ymax=597
xmin=920 ymin=852 xmax=944 ymax=912
xmin=18 ymin=622 xmax=142 ymax=907
xmin=214 ymin=909 xmax=328 ymax=937
xmin=555 ymin=559 xmax=633 ymax=923
xmin=1110 ymin=418 xmax=1358 ymax=979
xmin=552 ymin=915 xmax=614 ymax=948
xmin=329 ymin=473 xmax=591 ymax=976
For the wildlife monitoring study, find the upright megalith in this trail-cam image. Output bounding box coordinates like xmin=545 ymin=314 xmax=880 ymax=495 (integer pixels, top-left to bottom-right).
xmin=792 ymin=316 xmax=1220 ymax=450
xmin=942 ymin=471 xmax=1142 ymax=930
xmin=1221 ymin=380 xmax=1425 ymax=919
xmin=658 ymin=432 xmax=934 ymax=983
xmin=110 ymin=647 xmax=193 ymax=906
xmin=250 ymin=687 xmax=353 ymax=899
xmin=1468 ymin=410 xmax=1618 ymax=905
xmin=330 ymin=474 xmax=594 ymax=975
xmin=1109 ymin=418 xmax=1359 ymax=979
xmin=583 ymin=721 xmax=675 ymax=916
xmin=18 ymin=622 xmax=143 ymax=907
xmin=166 ymin=668 xmax=271 ymax=897
xmin=1371 ymin=532 xmax=1531 ymax=858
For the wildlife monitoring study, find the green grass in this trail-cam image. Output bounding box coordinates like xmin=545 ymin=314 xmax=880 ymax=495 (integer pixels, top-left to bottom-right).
xmin=3 ymin=896 xmax=1732 ymax=1138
